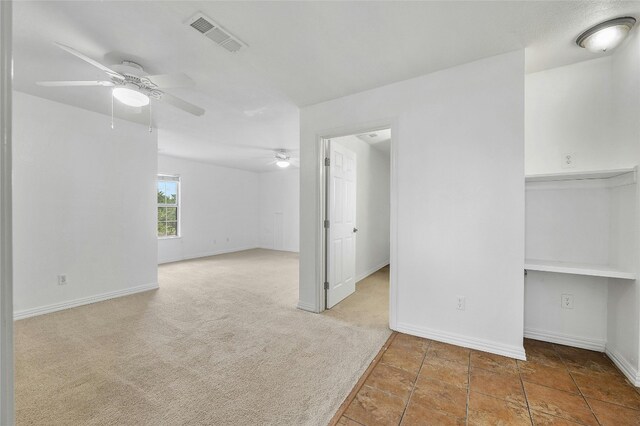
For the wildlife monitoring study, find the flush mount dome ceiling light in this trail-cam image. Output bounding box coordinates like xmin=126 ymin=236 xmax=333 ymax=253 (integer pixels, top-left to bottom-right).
xmin=576 ymin=17 xmax=636 ymax=53
xmin=112 ymin=86 xmax=150 ymax=107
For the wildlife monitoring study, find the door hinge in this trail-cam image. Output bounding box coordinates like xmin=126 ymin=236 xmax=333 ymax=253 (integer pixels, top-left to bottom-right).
xmin=324 ymin=281 xmax=329 ymax=290
xmin=324 ymin=157 xmax=330 ymax=167
xmin=324 ymin=220 xmax=330 ymax=228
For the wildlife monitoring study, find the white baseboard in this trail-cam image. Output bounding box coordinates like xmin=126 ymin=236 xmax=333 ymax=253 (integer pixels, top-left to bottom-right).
xmin=524 ymin=328 xmax=606 ymax=352
xmin=14 ymin=282 xmax=159 ymax=320
xmin=396 ymin=322 xmax=526 ymax=360
xmin=356 ymin=260 xmax=390 ymax=283
xmin=605 ymin=347 xmax=640 ymax=386
xmin=158 ymin=245 xmax=259 ymax=264
xmin=297 ymin=300 xmax=318 ymax=313
xmin=257 ymin=245 xmax=300 ymax=253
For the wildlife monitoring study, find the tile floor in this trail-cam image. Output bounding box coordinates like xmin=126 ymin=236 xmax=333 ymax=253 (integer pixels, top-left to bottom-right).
xmin=332 ymin=333 xmax=640 ymax=425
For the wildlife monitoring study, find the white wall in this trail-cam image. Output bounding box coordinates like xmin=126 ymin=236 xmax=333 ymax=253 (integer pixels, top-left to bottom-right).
xmin=299 ymin=50 xmax=526 ymax=359
xmin=157 ymin=155 xmax=260 ymax=264
xmin=525 ymin=57 xmax=614 ymax=174
xmin=608 ymin=28 xmax=640 ymax=383
xmin=334 ymin=135 xmax=390 ymax=282
xmin=258 ymin=168 xmax=299 ymax=252
xmin=13 ymin=92 xmax=158 ymax=317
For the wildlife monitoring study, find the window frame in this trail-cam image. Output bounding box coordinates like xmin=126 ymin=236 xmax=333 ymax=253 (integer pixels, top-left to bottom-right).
xmin=157 ymin=174 xmax=181 ymax=239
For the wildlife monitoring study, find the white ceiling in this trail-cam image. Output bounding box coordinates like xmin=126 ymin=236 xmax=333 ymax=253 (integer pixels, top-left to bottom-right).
xmin=13 ymin=1 xmax=640 ymax=171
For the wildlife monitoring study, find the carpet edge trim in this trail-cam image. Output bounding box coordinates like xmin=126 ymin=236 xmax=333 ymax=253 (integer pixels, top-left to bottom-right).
xmin=327 ymin=331 xmax=398 ymax=426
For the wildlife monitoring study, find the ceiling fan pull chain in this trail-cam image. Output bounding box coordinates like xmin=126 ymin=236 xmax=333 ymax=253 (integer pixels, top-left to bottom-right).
xmin=110 ymin=89 xmax=114 ymax=130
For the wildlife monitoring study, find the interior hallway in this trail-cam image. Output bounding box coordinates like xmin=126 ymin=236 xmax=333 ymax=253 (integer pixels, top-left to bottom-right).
xmin=14 ymin=249 xmax=391 ymax=425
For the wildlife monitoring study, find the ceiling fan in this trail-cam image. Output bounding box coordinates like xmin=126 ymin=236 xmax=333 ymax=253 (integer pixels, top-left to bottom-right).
xmin=271 ymin=149 xmax=298 ymax=168
xmin=36 ymin=42 xmax=205 ymax=118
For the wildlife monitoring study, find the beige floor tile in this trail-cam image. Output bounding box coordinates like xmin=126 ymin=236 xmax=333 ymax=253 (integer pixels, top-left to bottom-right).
xmin=518 ymin=361 xmax=579 ymax=394
xmin=471 ymin=350 xmax=518 ymax=375
xmin=588 ymin=398 xmax=640 ymax=426
xmin=467 ymin=392 xmax=531 ymax=425
xmin=572 ymin=370 xmax=640 ymax=410
xmin=381 ymin=345 xmax=425 ymax=375
xmin=365 ymin=361 xmax=416 ymax=402
xmin=523 ymin=382 xmax=598 ymax=426
xmin=555 ymin=346 xmax=621 ymax=376
xmin=344 ymin=385 xmax=407 ymax=426
xmin=338 ymin=416 xmax=364 ymax=425
xmin=426 ymin=341 xmax=470 ymax=366
xmin=530 ymin=410 xmax=582 ymax=425
xmin=417 ymin=355 xmax=469 ymax=389
xmin=470 ymin=366 xmax=526 ymax=406
xmin=401 ymin=400 xmax=465 ymax=425
xmin=411 ymin=377 xmax=468 ymax=419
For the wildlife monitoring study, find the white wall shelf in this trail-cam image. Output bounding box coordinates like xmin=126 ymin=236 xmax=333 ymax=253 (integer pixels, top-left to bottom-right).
xmin=526 ymin=167 xmax=636 ymax=183
xmin=525 ymin=259 xmax=636 ymax=280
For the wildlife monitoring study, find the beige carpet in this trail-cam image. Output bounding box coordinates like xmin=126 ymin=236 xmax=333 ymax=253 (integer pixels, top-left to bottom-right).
xmin=15 ymin=249 xmax=391 ymax=425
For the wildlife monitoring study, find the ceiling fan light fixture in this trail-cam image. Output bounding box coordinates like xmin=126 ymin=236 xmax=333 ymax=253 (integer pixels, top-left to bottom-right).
xmin=112 ymin=86 xmax=149 ymax=107
xmin=276 ymin=160 xmax=290 ymax=168
xmin=576 ymin=17 xmax=636 ymax=53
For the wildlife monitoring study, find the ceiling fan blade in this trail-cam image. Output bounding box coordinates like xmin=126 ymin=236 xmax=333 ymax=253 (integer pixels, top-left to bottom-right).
xmin=54 ymin=42 xmax=124 ymax=79
xmin=141 ymin=73 xmax=195 ymax=89
xmin=159 ymin=92 xmax=205 ymax=116
xmin=37 ymin=80 xmax=114 ymax=87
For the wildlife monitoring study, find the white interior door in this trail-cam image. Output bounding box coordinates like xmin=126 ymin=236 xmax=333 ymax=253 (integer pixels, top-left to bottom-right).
xmin=327 ymin=142 xmax=357 ymax=308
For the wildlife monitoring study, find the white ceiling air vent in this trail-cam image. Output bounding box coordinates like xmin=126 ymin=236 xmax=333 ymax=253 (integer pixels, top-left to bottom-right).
xmin=187 ymin=12 xmax=247 ymax=53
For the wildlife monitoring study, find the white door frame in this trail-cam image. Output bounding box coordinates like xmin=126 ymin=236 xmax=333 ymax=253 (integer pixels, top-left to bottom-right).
xmin=317 ymin=119 xmax=398 ymax=330
xmin=0 ymin=0 xmax=14 ymax=424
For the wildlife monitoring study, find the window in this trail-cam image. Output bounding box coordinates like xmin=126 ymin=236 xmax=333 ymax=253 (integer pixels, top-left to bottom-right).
xmin=157 ymin=175 xmax=180 ymax=238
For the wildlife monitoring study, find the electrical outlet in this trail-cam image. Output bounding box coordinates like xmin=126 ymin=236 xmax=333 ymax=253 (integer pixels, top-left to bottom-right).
xmin=561 ymin=294 xmax=574 ymax=309
xmin=57 ymin=274 xmax=67 ymax=286
xmin=457 ymin=296 xmax=465 ymax=311
xmin=561 ymin=152 xmax=576 ymax=169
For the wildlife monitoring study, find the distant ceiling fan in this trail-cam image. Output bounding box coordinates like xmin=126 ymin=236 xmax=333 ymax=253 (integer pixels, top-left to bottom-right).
xmin=271 ymin=150 xmax=298 ymax=168
xmin=36 ymin=42 xmax=205 ymax=119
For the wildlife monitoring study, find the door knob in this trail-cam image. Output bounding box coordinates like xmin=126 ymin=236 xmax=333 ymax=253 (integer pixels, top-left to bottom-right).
xmin=353 ymin=228 xmax=358 ymax=233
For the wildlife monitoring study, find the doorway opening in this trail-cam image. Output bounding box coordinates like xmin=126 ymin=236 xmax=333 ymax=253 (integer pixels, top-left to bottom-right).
xmin=321 ymin=128 xmax=392 ymax=328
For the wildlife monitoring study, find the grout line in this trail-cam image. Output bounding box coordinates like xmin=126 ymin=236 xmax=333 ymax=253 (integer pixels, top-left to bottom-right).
xmin=342 ymin=414 xmax=366 ymax=425
xmin=568 ymin=370 xmax=601 ymax=426
xmin=327 ymin=332 xmax=398 ymax=426
xmin=580 ymin=396 xmax=640 ymax=412
xmin=465 ymin=350 xmax=471 ymax=426
xmin=555 ymin=345 xmax=602 ymax=426
xmin=515 ymin=357 xmax=534 ymax=425
xmin=397 ymin=339 xmax=432 ymax=425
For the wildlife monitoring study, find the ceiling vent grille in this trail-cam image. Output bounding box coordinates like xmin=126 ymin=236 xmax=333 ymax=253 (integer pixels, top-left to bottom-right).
xmin=187 ymin=12 xmax=247 ymax=53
